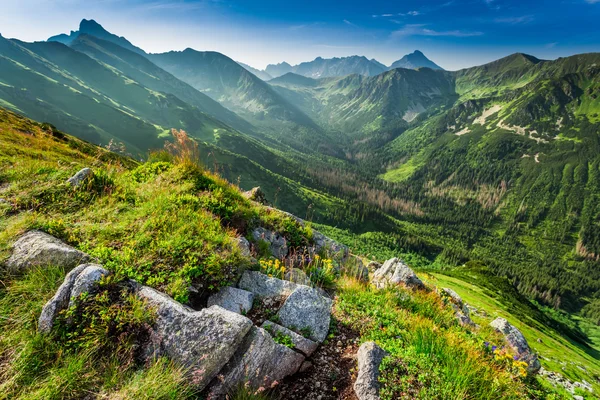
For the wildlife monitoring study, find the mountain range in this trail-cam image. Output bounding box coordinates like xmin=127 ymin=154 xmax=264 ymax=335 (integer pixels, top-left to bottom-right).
xmin=255 ymin=51 xmax=444 ymax=80
xmin=1 ymin=18 xmax=599 ymax=326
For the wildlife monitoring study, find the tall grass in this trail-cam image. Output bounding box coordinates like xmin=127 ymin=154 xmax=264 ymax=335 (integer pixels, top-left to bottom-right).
xmin=334 ymin=277 xmax=553 ymax=400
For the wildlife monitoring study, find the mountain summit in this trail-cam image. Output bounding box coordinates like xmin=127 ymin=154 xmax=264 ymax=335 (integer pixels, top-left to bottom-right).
xmin=390 ymin=50 xmax=444 ymax=70
xmin=48 ymin=19 xmax=145 ymax=55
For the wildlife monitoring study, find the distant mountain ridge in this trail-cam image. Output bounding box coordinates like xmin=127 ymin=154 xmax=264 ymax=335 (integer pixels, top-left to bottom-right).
xmin=258 ymin=51 xmax=444 ymax=79
xmin=48 ymin=19 xmax=145 ymax=55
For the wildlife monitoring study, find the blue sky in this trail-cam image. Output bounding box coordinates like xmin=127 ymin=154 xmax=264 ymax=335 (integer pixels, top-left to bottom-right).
xmin=1 ymin=0 xmax=599 ymax=70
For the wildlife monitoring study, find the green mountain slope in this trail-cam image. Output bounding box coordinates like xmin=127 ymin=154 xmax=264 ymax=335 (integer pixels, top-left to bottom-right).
xmin=376 ymin=53 xmax=600 ymax=315
xmin=69 ymin=34 xmax=254 ymax=134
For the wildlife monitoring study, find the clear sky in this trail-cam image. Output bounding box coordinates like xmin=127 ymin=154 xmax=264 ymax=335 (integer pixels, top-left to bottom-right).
xmin=1 ymin=0 xmax=599 ymax=70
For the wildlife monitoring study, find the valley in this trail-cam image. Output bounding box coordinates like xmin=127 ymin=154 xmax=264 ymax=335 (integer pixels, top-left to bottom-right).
xmin=0 ymin=15 xmax=599 ymax=399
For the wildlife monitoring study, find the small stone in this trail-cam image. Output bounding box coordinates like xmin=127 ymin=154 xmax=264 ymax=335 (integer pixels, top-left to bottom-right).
xmin=67 ymin=167 xmax=94 ymax=187
xmin=299 ymin=361 xmax=313 ymax=373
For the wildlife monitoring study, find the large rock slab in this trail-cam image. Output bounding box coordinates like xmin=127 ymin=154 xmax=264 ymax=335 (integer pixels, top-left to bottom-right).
xmin=137 ymin=286 xmax=253 ymax=390
xmin=354 ymin=342 xmax=388 ymax=400
xmin=252 ymin=227 xmax=288 ymax=259
xmin=277 ymin=285 xmax=332 ymax=342
xmin=207 ymin=286 xmax=254 ymax=315
xmin=261 ymin=320 xmax=319 ymax=356
xmin=238 ymin=270 xmax=298 ymax=299
xmin=372 ymin=258 xmax=424 ymax=290
xmin=490 ymin=318 xmax=541 ymax=374
xmin=6 ymin=230 xmax=90 ymax=274
xmin=207 ymin=326 xmax=304 ymax=398
xmin=38 ymin=264 xmax=89 ymax=333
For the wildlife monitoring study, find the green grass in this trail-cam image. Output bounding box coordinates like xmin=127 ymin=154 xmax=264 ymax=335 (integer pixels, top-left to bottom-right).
xmin=423 ymin=272 xmax=600 ymax=396
xmin=334 ymin=276 xmax=563 ymax=399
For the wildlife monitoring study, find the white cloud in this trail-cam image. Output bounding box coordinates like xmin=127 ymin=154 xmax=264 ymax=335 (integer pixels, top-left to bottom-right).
xmin=585 ymin=0 xmax=600 ymax=3
xmin=391 ymin=24 xmax=483 ymax=38
xmin=494 ymin=15 xmax=534 ymax=24
xmin=343 ymin=19 xmax=358 ymax=28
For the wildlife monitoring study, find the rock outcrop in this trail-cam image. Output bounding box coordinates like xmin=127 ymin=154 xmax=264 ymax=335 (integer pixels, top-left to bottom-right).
xmin=490 ymin=318 xmax=541 ymax=373
xmin=207 ymin=326 xmax=304 ymax=397
xmin=6 ymin=230 xmax=90 ymax=274
xmin=372 ymin=257 xmax=424 ymax=290
xmin=442 ymin=288 xmax=474 ymax=326
xmin=252 ymin=227 xmax=288 ymax=259
xmin=67 ymin=167 xmax=94 ymax=187
xmin=207 ymin=286 xmax=254 ymax=315
xmin=138 ymin=286 xmax=253 ymax=391
xmin=242 ymin=186 xmax=268 ymax=205
xmin=354 ymin=342 xmax=388 ymax=400
xmin=277 ymin=285 xmax=332 ymax=343
xmin=34 ymin=234 xmax=336 ymax=395
xmin=367 ymin=261 xmax=382 ymax=273
xmin=238 ymin=270 xmax=298 ymax=299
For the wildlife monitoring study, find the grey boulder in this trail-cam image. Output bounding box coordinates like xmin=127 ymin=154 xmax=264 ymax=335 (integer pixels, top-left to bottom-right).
xmin=137 ymin=286 xmax=253 ymax=390
xmin=67 ymin=167 xmax=94 ymax=187
xmin=277 ymin=285 xmax=332 ymax=342
xmin=207 ymin=326 xmax=304 ymax=398
xmin=68 ymin=264 xmax=109 ymax=308
xmin=38 ymin=263 xmax=108 ymax=333
xmin=252 ymin=227 xmax=288 ymax=259
xmin=238 ymin=270 xmax=298 ymax=299
xmin=354 ymin=342 xmax=388 ymax=400
xmin=262 ymin=320 xmax=319 ymax=356
xmin=38 ymin=264 xmax=88 ymax=333
xmin=372 ymin=258 xmax=424 ymax=290
xmin=490 ymin=318 xmax=541 ymax=373
xmin=6 ymin=230 xmax=90 ymax=274
xmin=207 ymin=286 xmax=254 ymax=315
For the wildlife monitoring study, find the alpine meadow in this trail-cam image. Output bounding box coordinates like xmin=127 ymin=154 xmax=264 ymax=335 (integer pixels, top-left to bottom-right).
xmin=1 ymin=2 xmax=600 ymax=399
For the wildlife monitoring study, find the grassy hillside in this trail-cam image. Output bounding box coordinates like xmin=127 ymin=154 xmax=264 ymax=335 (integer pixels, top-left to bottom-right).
xmin=0 ymin=105 xmax=576 ymax=400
